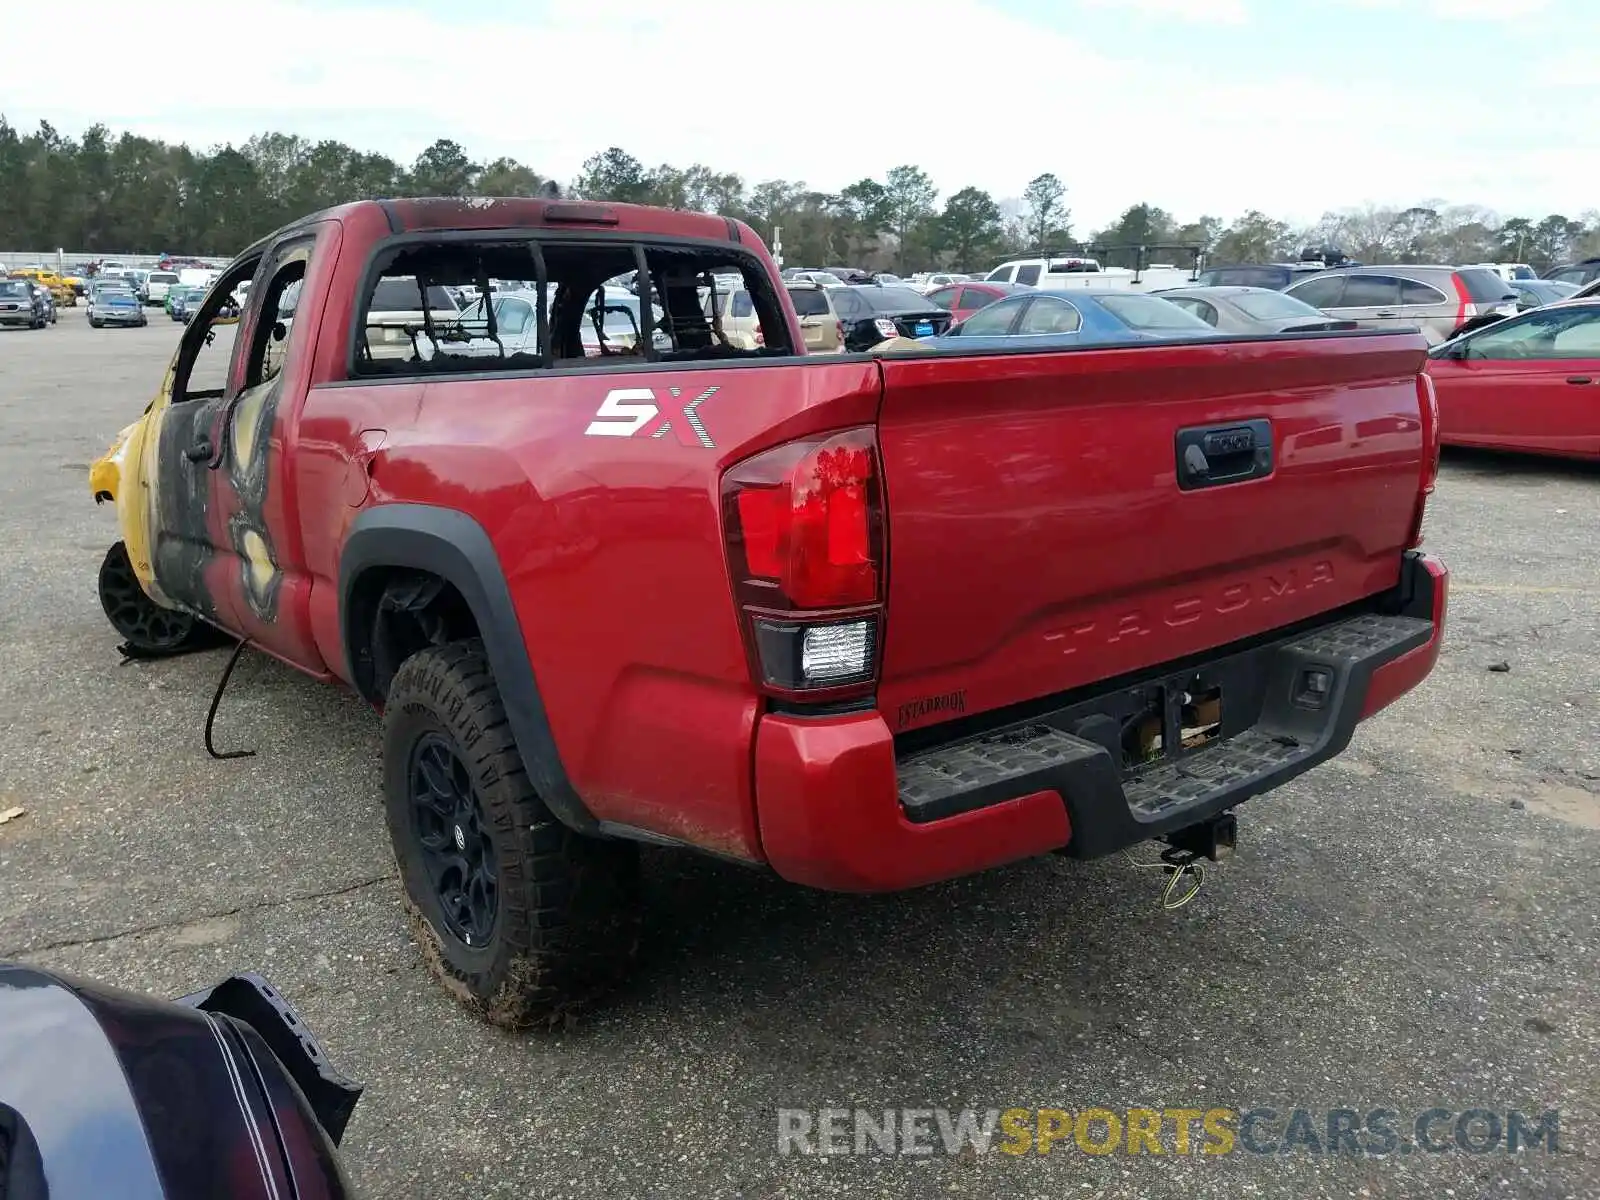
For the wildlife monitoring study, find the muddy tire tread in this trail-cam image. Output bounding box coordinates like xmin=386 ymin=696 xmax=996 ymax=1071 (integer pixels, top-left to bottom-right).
xmin=383 ymin=639 xmax=639 ymax=1028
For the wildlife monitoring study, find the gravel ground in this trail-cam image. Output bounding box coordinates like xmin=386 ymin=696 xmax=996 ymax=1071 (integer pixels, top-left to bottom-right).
xmin=1 ymin=317 xmax=1596 ymax=1199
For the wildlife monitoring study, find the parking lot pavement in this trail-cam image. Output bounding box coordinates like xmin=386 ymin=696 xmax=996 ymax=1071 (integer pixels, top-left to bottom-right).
xmin=2 ymin=317 xmax=1597 ymax=1198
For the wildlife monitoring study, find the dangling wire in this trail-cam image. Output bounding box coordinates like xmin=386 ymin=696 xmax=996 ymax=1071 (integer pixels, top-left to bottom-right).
xmin=1122 ymin=848 xmax=1207 ymax=910
xmin=205 ymin=639 xmax=257 ymax=761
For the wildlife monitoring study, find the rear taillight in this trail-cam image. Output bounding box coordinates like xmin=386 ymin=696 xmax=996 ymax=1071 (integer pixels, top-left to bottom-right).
xmin=835 ymin=319 xmax=845 ymax=346
xmin=721 ymin=427 xmax=885 ymax=698
xmin=1409 ymin=371 xmax=1440 ymax=548
xmin=1451 ymin=273 xmax=1474 ymax=328
xmin=873 ymin=317 xmax=898 ymax=339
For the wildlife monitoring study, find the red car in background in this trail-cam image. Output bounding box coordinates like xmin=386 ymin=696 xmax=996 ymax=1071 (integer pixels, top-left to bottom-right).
xmin=923 ymin=279 xmax=1031 ymax=321
xmin=1427 ymin=299 xmax=1600 ymax=461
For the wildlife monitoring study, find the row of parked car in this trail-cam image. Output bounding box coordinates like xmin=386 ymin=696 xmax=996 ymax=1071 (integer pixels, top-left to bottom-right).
xmin=174 ymin=245 xmax=1587 ymax=460
xmin=1 ymin=271 xmax=231 ymax=329
xmin=699 ymin=259 xmax=1598 ymax=459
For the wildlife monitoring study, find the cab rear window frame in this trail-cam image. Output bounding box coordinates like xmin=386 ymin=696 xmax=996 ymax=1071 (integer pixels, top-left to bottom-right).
xmin=342 ymin=228 xmax=800 ymax=383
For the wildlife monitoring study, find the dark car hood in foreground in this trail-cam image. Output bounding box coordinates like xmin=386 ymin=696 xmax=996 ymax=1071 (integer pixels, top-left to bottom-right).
xmin=0 ymin=963 xmax=361 ymax=1199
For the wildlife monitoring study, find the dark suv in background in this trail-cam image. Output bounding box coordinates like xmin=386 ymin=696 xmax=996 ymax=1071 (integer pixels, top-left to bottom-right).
xmin=0 ymin=277 xmax=51 ymax=328
xmin=1544 ymin=257 xmax=1600 ymax=288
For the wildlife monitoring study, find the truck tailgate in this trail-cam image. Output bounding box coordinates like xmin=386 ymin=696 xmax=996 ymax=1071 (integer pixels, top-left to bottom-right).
xmin=875 ymin=333 xmax=1429 ymax=731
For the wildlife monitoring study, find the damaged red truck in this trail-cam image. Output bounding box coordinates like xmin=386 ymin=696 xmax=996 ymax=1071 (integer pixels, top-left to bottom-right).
xmin=89 ymin=198 xmax=1448 ymax=1025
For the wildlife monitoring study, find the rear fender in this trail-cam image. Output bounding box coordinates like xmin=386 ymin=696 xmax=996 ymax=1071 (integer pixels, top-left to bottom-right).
xmin=338 ymin=503 xmax=599 ymax=833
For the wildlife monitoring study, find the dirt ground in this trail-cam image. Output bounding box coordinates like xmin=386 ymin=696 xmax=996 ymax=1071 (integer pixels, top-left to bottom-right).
xmin=1 ymin=318 xmax=1596 ymax=1198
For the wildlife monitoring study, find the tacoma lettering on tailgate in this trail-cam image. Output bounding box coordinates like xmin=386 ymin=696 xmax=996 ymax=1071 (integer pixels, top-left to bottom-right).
xmin=1044 ymin=560 xmax=1336 ymax=655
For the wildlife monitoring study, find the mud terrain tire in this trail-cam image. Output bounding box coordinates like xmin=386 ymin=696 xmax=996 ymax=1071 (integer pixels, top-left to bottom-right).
xmin=383 ymin=639 xmax=641 ymax=1027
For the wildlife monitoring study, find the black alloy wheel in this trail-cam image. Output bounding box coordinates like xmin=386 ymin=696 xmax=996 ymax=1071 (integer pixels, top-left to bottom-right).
xmin=408 ymin=732 xmax=499 ymax=948
xmin=97 ymin=541 xmax=211 ymax=652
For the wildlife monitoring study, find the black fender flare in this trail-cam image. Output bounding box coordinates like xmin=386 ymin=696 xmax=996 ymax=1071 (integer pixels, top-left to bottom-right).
xmin=338 ymin=504 xmax=597 ymax=833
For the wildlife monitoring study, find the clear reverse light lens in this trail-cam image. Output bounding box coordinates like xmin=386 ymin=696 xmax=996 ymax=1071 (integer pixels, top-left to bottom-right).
xmin=802 ymin=621 xmax=873 ymax=683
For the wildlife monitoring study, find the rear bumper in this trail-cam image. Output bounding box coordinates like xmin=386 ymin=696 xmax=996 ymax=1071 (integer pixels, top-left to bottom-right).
xmin=754 ymin=552 xmax=1447 ymax=892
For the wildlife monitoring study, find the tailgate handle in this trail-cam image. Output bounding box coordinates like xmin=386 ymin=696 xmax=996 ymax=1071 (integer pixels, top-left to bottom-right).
xmin=1176 ymin=419 xmax=1273 ymax=491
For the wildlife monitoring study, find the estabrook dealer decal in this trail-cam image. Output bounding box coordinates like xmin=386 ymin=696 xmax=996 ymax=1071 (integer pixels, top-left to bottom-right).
xmin=896 ymin=690 xmax=966 ymax=730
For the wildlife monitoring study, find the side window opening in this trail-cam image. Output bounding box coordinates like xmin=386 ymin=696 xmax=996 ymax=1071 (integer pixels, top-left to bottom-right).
xmin=1015 ymin=264 xmax=1042 ymax=286
xmin=352 ymin=240 xmax=534 ymax=377
xmin=172 ymin=254 xmax=263 ymax=403
xmin=246 ymin=247 xmax=312 ymax=389
xmin=638 ymin=244 xmax=796 ymax=361
xmin=351 ymin=237 xmax=797 ymax=378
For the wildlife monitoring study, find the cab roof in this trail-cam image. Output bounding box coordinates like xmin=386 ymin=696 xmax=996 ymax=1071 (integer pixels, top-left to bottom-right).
xmin=273 ymin=196 xmax=749 ymax=246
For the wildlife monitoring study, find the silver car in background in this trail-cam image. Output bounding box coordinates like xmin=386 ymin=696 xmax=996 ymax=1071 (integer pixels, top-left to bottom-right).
xmin=1156 ymin=286 xmax=1359 ymax=334
xmin=1509 ymin=279 xmax=1580 ymax=310
xmin=1284 ymin=264 xmax=1518 ymax=344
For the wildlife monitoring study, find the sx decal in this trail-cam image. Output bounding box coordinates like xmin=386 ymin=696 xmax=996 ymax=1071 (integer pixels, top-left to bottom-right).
xmin=584 ymin=386 xmax=720 ymax=448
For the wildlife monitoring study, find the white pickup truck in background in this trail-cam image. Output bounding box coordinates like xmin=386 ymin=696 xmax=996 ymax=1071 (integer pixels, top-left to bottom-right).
xmin=985 ymin=255 xmax=1201 ymax=293
xmin=144 ymin=270 xmax=181 ymax=305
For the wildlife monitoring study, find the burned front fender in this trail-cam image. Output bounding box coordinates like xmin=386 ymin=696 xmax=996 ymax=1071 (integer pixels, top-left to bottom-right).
xmin=89 ymin=419 xmax=140 ymax=505
xmin=0 ymin=963 xmax=363 ymax=1199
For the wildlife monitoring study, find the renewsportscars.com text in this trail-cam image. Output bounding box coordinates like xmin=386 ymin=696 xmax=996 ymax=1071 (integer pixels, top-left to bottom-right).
xmin=776 ymin=1106 xmax=1562 ymax=1157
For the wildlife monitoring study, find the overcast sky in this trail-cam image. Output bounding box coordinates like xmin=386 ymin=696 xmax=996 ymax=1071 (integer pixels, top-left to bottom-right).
xmin=7 ymin=0 xmax=1598 ymax=230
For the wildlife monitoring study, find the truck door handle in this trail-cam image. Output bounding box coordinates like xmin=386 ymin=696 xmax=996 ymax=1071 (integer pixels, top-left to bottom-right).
xmin=1373 ymin=310 xmax=1399 ymax=318
xmin=1566 ymin=376 xmax=1593 ymax=385
xmin=1175 ymin=419 xmax=1274 ymax=491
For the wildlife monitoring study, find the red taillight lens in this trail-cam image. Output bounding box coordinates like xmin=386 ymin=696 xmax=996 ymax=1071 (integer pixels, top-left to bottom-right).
xmin=1451 ymin=273 xmax=1474 ymax=329
xmin=723 ymin=427 xmax=885 ymax=698
xmin=723 ymin=427 xmax=882 ymax=610
xmin=1409 ymin=371 xmax=1440 ymax=548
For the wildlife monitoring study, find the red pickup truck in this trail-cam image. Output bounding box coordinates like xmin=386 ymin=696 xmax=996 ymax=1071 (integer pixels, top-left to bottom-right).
xmin=89 ymin=198 xmax=1448 ymax=1026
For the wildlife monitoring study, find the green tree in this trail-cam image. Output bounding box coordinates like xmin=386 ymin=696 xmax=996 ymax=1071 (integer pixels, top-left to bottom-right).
xmin=1094 ymin=203 xmax=1176 ymax=266
xmin=1531 ymin=214 xmax=1582 ymax=269
xmin=834 ymin=178 xmax=888 ymax=261
xmin=882 ymin=165 xmax=937 ymax=270
xmin=933 ymin=186 xmax=1002 ymax=269
xmin=1496 ymin=217 xmax=1536 ymax=262
xmin=1173 ymin=216 xmax=1223 ymax=253
xmin=1210 ymin=211 xmax=1293 ymax=263
xmin=575 ymin=147 xmax=649 ymax=203
xmin=193 ymin=146 xmax=264 ymax=254
xmin=744 ymin=178 xmax=804 ymax=237
xmin=1021 ymin=172 xmax=1068 ymax=253
xmin=681 ymin=164 xmax=745 ymax=214
xmin=407 ymin=139 xmax=476 ymax=196
xmin=476 ymin=156 xmax=545 ymax=196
